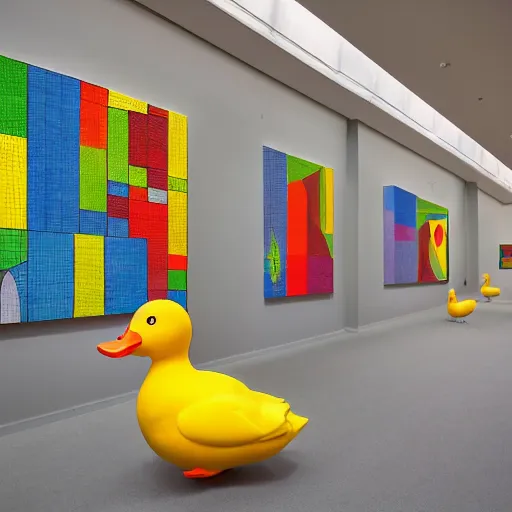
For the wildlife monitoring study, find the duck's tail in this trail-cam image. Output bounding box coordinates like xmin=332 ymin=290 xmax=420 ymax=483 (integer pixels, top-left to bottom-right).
xmin=287 ymin=411 xmax=309 ymax=435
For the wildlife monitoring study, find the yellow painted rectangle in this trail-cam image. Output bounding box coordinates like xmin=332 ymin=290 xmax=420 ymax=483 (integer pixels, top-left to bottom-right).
xmin=74 ymin=234 xmax=105 ymax=317
xmin=168 ymin=112 xmax=188 ymax=179
xmin=0 ymin=134 xmax=27 ymax=229
xmin=324 ymin=167 xmax=334 ymax=235
xmin=108 ymin=91 xmax=147 ymax=114
xmin=168 ymin=190 xmax=187 ymax=256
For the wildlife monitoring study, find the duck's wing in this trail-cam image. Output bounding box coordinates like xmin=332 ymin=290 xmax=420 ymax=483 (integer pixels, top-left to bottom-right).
xmin=177 ymin=394 xmax=291 ymax=448
xmin=250 ymin=390 xmax=286 ymax=403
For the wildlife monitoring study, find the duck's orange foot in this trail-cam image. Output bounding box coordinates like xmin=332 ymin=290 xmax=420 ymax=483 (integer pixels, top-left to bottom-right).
xmin=183 ymin=468 xmax=226 ymax=479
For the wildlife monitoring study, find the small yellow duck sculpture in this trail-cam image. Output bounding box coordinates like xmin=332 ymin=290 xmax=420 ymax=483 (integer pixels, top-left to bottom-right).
xmin=447 ymin=288 xmax=477 ymax=323
xmin=481 ymin=273 xmax=501 ymax=302
xmin=97 ymin=300 xmax=308 ymax=479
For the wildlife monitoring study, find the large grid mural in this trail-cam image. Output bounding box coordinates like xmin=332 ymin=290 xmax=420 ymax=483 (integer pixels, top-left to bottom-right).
xmin=0 ymin=55 xmax=188 ymax=324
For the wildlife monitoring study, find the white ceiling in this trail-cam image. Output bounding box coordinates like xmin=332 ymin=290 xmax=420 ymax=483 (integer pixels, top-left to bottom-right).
xmin=133 ymin=0 xmax=512 ymax=202
xmin=297 ymin=0 xmax=512 ymax=171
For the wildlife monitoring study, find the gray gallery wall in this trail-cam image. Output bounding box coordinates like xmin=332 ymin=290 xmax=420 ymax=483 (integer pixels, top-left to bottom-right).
xmin=0 ymin=0 xmax=491 ymax=430
xmin=356 ymin=123 xmax=467 ymax=326
xmin=478 ymin=190 xmax=512 ymax=299
xmin=0 ymin=0 xmax=346 ymax=428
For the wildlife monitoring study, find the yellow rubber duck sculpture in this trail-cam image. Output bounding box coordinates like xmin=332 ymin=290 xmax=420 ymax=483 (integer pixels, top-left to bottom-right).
xmin=481 ymin=273 xmax=501 ymax=302
xmin=447 ymin=288 xmax=477 ymax=323
xmin=97 ymin=300 xmax=308 ymax=479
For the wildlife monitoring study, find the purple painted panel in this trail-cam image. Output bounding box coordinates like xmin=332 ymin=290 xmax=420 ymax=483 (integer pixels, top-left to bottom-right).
xmin=394 ymin=241 xmax=418 ymax=284
xmin=395 ymin=223 xmax=416 ymax=242
xmin=307 ymin=255 xmax=333 ymax=294
xmin=383 ymin=209 xmax=395 ymax=285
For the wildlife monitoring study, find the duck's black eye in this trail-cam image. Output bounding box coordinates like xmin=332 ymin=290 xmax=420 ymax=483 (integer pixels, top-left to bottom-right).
xmin=147 ymin=316 xmax=156 ymax=325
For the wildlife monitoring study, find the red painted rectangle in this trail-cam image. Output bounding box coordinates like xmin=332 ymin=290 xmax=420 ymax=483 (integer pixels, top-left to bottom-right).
xmin=147 ymin=202 xmax=168 ymax=291
xmin=145 ymin=202 xmax=167 ymax=238
xmin=148 ymin=237 xmax=168 ymax=290
xmin=129 ymin=200 xmax=149 ymax=238
xmin=80 ymin=100 xmax=107 ymax=149
xmin=148 ymin=290 xmax=168 ymax=300
xmin=129 ymin=186 xmax=148 ymax=201
xmin=129 ymin=111 xmax=147 ymax=167
xmin=168 ymin=254 xmax=188 ymax=270
xmin=107 ymin=195 xmax=129 ymax=219
xmin=147 ymin=114 xmax=168 ymax=171
xmin=81 ymin=82 xmax=108 ymax=105
xmin=147 ymin=168 xmax=167 ymax=190
xmin=129 ymin=201 xmax=166 ymax=238
xmin=286 ymin=255 xmax=308 ymax=296
xmin=148 ymin=105 xmax=168 ymax=118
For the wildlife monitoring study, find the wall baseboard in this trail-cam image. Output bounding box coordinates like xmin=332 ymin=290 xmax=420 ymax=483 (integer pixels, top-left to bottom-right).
xmin=0 ymin=391 xmax=138 ymax=438
xmin=0 ymin=327 xmax=349 ymax=438
xmin=2 ymin=300 xmax=481 ymax=438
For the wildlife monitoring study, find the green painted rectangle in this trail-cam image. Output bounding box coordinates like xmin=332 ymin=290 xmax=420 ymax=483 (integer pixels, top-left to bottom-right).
xmin=107 ymin=108 xmax=128 ymax=183
xmin=324 ymin=233 xmax=333 ymax=258
xmin=129 ymin=166 xmax=147 ymax=188
xmin=416 ymin=198 xmax=448 ymax=229
xmin=0 ymin=56 xmax=27 ymax=138
xmin=80 ymin=146 xmax=107 ymax=212
xmin=0 ymin=228 xmax=27 ymax=270
xmin=286 ymin=154 xmax=322 ymax=183
xmin=168 ymin=270 xmax=187 ymax=291
xmin=168 ymin=176 xmax=187 ymax=193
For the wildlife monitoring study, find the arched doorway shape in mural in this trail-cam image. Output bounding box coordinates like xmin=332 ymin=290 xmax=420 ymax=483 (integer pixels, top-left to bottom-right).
xmin=0 ymin=271 xmax=21 ymax=324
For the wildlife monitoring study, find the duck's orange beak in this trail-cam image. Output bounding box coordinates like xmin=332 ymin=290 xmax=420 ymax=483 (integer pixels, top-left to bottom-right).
xmin=97 ymin=326 xmax=142 ymax=358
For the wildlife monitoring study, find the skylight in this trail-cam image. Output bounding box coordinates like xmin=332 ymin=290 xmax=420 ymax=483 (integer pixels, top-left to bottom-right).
xmin=207 ymin=0 xmax=512 ymax=192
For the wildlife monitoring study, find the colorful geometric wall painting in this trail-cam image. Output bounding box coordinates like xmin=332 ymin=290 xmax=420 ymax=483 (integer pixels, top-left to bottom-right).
xmin=263 ymin=146 xmax=334 ymax=298
xmin=0 ymin=54 xmax=188 ymax=324
xmin=383 ymin=185 xmax=448 ymax=285
xmin=499 ymin=244 xmax=512 ymax=269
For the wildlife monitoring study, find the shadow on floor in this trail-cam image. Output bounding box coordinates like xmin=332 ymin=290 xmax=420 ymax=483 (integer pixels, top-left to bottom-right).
xmin=126 ymin=453 xmax=299 ymax=496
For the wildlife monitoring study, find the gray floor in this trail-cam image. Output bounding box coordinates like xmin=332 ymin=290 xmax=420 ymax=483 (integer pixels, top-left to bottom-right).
xmin=2 ymin=302 xmax=512 ymax=512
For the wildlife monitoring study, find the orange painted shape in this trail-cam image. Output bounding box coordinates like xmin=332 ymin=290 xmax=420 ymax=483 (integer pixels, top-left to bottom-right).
xmin=81 ymin=82 xmax=108 ymax=106
xmin=168 ymin=254 xmax=188 ymax=270
xmin=129 ymin=186 xmax=148 ymax=201
xmin=287 ymin=180 xmax=308 ymax=296
xmin=287 ymin=180 xmax=308 ymax=256
xmin=80 ymin=100 xmax=107 ymax=149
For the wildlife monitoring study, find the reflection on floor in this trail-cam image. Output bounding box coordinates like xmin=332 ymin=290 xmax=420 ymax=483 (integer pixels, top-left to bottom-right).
xmin=2 ymin=302 xmax=512 ymax=512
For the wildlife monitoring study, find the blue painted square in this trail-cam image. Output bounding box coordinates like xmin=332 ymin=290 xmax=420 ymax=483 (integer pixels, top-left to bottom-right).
xmin=108 ymin=181 xmax=129 ymax=198
xmin=27 ymin=66 xmax=80 ymax=234
xmin=80 ymin=210 xmax=107 ymax=236
xmin=108 ymin=217 xmax=129 ymax=238
xmin=394 ymin=241 xmax=418 ymax=284
xmin=27 ymin=231 xmax=74 ymax=321
xmin=168 ymin=290 xmax=187 ymax=310
xmin=105 ymin=237 xmax=148 ymax=315
xmin=263 ymin=146 xmax=287 ymax=299
xmin=393 ymin=186 xmax=417 ymax=228
xmin=383 ymin=186 xmax=395 ymax=211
